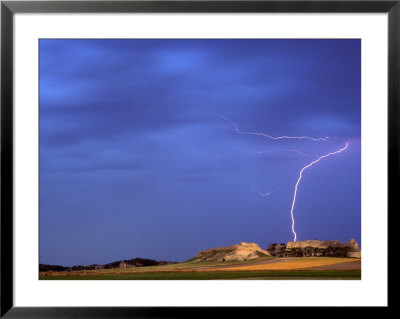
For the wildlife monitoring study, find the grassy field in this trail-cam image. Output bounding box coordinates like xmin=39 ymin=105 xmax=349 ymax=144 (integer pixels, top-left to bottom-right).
xmin=39 ymin=257 xmax=361 ymax=280
xmin=40 ymin=269 xmax=361 ymax=280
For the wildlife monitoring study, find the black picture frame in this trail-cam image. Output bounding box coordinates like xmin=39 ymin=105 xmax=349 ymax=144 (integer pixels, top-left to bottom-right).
xmin=1 ymin=0 xmax=396 ymax=317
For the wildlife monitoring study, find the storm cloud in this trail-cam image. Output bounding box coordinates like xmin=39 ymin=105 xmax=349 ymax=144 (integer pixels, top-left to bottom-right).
xmin=40 ymin=39 xmax=361 ymax=265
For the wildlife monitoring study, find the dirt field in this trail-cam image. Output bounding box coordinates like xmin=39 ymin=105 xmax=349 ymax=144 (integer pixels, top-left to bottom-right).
xmin=212 ymin=257 xmax=360 ymax=271
xmin=306 ymin=260 xmax=361 ymax=270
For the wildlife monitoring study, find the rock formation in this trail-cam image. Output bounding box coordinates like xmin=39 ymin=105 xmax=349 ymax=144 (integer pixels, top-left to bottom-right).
xmin=345 ymin=239 xmax=361 ymax=258
xmin=266 ymin=239 xmax=361 ymax=258
xmin=346 ymin=239 xmax=360 ymax=251
xmin=265 ymin=243 xmax=286 ymax=256
xmin=190 ymin=242 xmax=271 ymax=262
xmin=286 ymin=240 xmax=345 ymax=249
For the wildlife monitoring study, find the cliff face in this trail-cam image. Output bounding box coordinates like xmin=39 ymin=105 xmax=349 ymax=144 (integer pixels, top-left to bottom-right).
xmin=266 ymin=243 xmax=286 ymax=256
xmin=286 ymin=240 xmax=345 ymax=249
xmin=266 ymin=239 xmax=361 ymax=258
xmin=191 ymin=242 xmax=271 ymax=262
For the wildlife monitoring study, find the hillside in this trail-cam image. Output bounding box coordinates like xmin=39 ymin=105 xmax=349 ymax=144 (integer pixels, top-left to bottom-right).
xmin=189 ymin=242 xmax=271 ymax=262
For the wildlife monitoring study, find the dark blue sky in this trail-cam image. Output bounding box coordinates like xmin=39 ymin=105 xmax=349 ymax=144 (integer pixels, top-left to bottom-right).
xmin=39 ymin=39 xmax=361 ymax=265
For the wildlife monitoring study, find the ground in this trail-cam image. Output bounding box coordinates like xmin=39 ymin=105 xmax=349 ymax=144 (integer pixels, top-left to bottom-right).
xmin=39 ymin=257 xmax=361 ymax=280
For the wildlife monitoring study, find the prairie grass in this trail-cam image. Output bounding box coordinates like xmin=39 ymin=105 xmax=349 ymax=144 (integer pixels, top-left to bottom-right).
xmin=40 ymin=269 xmax=361 ymax=280
xmin=39 ymin=257 xmax=360 ymax=279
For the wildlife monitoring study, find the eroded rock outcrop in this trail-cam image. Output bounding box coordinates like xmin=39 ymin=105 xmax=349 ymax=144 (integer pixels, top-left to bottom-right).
xmin=266 ymin=239 xmax=361 ymax=258
xmin=265 ymin=243 xmax=286 ymax=256
xmin=345 ymin=239 xmax=361 ymax=257
xmin=346 ymin=239 xmax=360 ymax=251
xmin=190 ymin=242 xmax=271 ymax=262
xmin=286 ymin=240 xmax=345 ymax=249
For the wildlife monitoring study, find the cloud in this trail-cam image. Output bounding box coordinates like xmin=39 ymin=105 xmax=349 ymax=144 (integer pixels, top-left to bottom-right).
xmin=39 ymin=39 xmax=361 ymax=264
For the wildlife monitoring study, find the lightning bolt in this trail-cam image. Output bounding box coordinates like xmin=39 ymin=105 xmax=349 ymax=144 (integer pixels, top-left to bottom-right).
xmin=251 ymin=178 xmax=289 ymax=198
xmin=289 ymin=143 xmax=349 ymax=242
xmin=218 ymin=115 xmax=329 ymax=141
xmin=251 ymin=182 xmax=273 ymax=197
xmin=256 ymin=149 xmax=311 ymax=156
xmin=214 ymin=114 xmax=348 ymax=241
